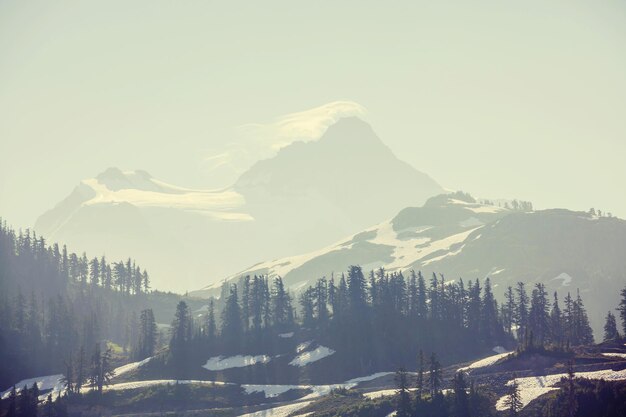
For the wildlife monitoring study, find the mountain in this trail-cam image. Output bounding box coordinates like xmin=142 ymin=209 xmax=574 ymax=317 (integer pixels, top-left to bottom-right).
xmin=34 ymin=118 xmax=443 ymax=292
xmin=194 ymin=192 xmax=626 ymax=336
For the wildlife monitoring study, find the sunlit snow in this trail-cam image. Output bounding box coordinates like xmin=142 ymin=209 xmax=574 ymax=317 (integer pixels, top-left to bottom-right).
xmin=457 ymin=351 xmax=512 ymax=372
xmin=495 ymin=368 xmax=626 ymax=411
xmin=203 ymin=355 xmax=272 ymax=371
xmin=289 ymin=346 xmax=335 ymax=367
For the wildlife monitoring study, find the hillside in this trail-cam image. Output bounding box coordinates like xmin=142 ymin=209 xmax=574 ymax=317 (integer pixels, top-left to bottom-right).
xmin=196 ymin=193 xmax=626 ymax=336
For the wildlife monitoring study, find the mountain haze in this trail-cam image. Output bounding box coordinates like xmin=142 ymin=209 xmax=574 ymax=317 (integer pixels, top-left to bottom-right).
xmin=34 ymin=118 xmax=443 ymax=291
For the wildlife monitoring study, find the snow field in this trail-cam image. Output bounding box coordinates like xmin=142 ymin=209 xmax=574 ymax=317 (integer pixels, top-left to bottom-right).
xmin=1 ymin=374 xmax=65 ymax=400
xmin=495 ymin=368 xmax=626 ymax=411
xmin=203 ymin=355 xmax=272 ymax=371
xmin=113 ymin=356 xmax=153 ymax=378
xmin=289 ymin=346 xmax=335 ymax=367
xmin=457 ymin=351 xmax=512 ymax=372
xmin=236 ymin=400 xmax=312 ymax=417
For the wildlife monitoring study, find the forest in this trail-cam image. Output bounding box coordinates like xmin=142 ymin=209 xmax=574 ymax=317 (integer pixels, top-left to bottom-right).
xmin=2 ymin=219 xmax=624 ymax=417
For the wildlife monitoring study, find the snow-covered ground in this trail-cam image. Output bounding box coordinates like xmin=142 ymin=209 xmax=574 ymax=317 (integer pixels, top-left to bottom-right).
xmin=289 ymin=346 xmax=335 ymax=367
xmin=602 ymin=353 xmax=626 ymax=359
xmin=457 ymin=351 xmax=512 ymax=372
xmin=99 ymin=379 xmax=231 ymax=392
xmin=1 ymin=374 xmax=65 ymax=400
xmin=113 ymin=357 xmax=153 ymax=378
xmin=236 ymin=401 xmax=312 ymax=417
xmin=296 ymin=341 xmax=312 ymax=353
xmin=203 ymin=355 xmax=272 ymax=371
xmin=496 ymin=368 xmax=626 ymax=411
xmin=243 ymin=371 xmax=392 ymax=400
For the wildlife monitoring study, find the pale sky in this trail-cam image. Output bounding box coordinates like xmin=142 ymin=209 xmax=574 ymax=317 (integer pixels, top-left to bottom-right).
xmin=1 ymin=0 xmax=625 ymax=228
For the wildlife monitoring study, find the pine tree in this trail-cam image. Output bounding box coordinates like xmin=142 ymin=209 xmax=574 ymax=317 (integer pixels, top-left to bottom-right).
xmin=562 ymin=361 xmax=577 ymax=417
xmin=136 ymin=309 xmax=157 ymax=360
xmin=515 ymin=282 xmax=529 ymax=341
xmin=429 ymin=352 xmax=442 ymax=396
xmin=453 ymin=372 xmax=470 ymax=417
xmin=18 ymin=385 xmax=31 ymax=417
xmin=170 ymin=301 xmax=192 ymax=365
xmin=7 ymin=386 xmax=17 ymax=417
xmin=394 ymin=368 xmax=412 ymax=417
xmin=550 ymin=291 xmax=563 ymax=347
xmin=529 ymin=283 xmax=549 ymax=346
xmin=572 ymin=289 xmax=594 ymax=345
xmin=220 ymin=285 xmax=242 ymax=352
xmin=206 ymin=299 xmax=217 ymax=342
xmin=480 ymin=277 xmax=498 ymax=345
xmin=618 ymin=285 xmax=626 ymax=336
xmin=503 ymin=286 xmax=515 ymax=335
xmin=604 ymin=311 xmax=620 ymax=341
xmin=415 ymin=349 xmax=425 ymax=404
xmin=503 ymin=375 xmax=522 ymax=416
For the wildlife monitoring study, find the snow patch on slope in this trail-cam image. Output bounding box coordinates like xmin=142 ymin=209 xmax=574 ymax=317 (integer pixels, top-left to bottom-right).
xmin=203 ymin=355 xmax=271 ymax=371
xmin=458 ymin=351 xmax=512 ymax=372
xmin=496 ymin=368 xmax=626 ymax=411
xmin=289 ymin=346 xmax=335 ymax=367
xmin=1 ymin=375 xmax=65 ymax=400
xmin=113 ymin=357 xmax=153 ymax=378
xmin=236 ymin=401 xmax=313 ymax=417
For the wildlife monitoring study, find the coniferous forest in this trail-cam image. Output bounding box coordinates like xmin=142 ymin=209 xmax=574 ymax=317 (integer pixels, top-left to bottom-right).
xmin=2 ymin=217 xmax=624 ymax=417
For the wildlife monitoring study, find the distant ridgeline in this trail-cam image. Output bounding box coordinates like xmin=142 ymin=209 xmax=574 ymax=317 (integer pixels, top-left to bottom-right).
xmin=0 ymin=219 xmax=201 ymax=390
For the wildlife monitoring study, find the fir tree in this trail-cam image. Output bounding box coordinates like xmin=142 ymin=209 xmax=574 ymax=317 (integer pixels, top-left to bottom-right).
xmin=618 ymin=285 xmax=626 ymax=337
xmin=550 ymin=291 xmax=563 ymax=347
xmin=429 ymin=352 xmax=442 ymax=396
xmin=394 ymin=368 xmax=412 ymax=417
xmin=220 ymin=285 xmax=243 ymax=352
xmin=603 ymin=311 xmax=620 ymax=341
xmin=503 ymin=375 xmax=522 ymax=416
xmin=170 ymin=301 xmax=192 ymax=366
xmin=453 ymin=372 xmax=470 ymax=417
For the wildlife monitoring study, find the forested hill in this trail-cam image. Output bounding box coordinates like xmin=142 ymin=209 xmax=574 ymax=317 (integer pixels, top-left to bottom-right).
xmin=0 ymin=219 xmax=204 ymax=390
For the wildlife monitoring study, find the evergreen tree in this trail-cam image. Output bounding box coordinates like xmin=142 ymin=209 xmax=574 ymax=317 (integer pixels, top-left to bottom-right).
xmin=453 ymin=372 xmax=470 ymax=417
xmin=394 ymin=368 xmax=412 ymax=417
xmin=603 ymin=311 xmax=620 ymax=341
xmin=503 ymin=286 xmax=515 ymax=335
xmin=562 ymin=361 xmax=577 ymax=417
xmin=515 ymin=282 xmax=529 ymax=341
xmin=529 ymin=283 xmax=550 ymax=346
xmin=572 ymin=289 xmax=594 ymax=345
xmin=429 ymin=352 xmax=442 ymax=396
xmin=550 ymin=291 xmax=563 ymax=347
xmin=503 ymin=375 xmax=522 ymax=416
xmin=136 ymin=309 xmax=157 ymax=360
xmin=170 ymin=301 xmax=192 ymax=365
xmin=416 ymin=349 xmax=425 ymax=400
xmin=220 ymin=285 xmax=243 ymax=352
xmin=618 ymin=285 xmax=626 ymax=337
xmin=7 ymin=386 xmax=17 ymax=417
xmin=480 ymin=277 xmax=498 ymax=345
xmin=206 ymin=299 xmax=217 ymax=342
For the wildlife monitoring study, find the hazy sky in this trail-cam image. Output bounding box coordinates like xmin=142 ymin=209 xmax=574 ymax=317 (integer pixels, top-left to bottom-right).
xmin=1 ymin=1 xmax=625 ymax=229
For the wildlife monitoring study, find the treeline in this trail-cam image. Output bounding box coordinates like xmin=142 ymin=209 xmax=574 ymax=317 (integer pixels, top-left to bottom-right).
xmin=0 ymin=220 xmax=151 ymax=296
xmin=394 ymin=368 xmax=494 ymax=417
xmin=0 ymin=221 xmax=158 ymax=389
xmin=168 ymin=266 xmax=595 ymax=376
